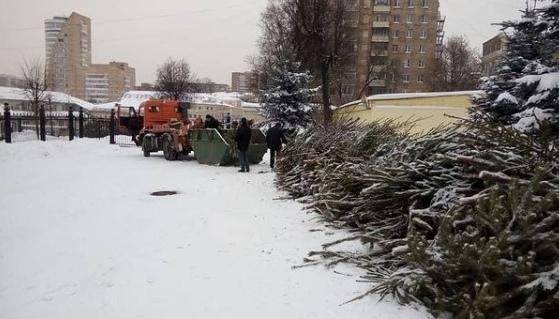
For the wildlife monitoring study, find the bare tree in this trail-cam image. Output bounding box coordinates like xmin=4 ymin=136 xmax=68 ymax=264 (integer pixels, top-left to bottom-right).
xmin=427 ymin=35 xmax=481 ymax=92
xmin=249 ymin=0 xmax=299 ymax=95
xmin=254 ymin=0 xmax=349 ymax=123
xmin=189 ymin=77 xmax=213 ymax=93
xmin=200 ymin=78 xmax=216 ymax=93
xmin=286 ymin=0 xmax=347 ymax=124
xmin=155 ymin=58 xmax=194 ymax=101
xmin=21 ymin=58 xmax=48 ymax=138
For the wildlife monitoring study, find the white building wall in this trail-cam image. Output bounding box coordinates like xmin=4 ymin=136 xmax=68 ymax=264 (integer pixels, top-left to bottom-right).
xmin=85 ymin=74 xmax=109 ymax=103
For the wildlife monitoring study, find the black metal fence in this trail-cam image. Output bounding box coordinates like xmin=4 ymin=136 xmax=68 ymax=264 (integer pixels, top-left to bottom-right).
xmin=1 ymin=104 xmax=136 ymax=146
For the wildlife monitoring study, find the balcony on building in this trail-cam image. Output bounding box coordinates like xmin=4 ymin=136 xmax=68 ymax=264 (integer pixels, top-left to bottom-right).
xmin=372 ymin=21 xmax=390 ymax=28
xmin=370 ymin=79 xmax=386 ymax=87
xmin=372 ymin=35 xmax=390 ymax=42
xmin=371 ymin=50 xmax=389 ymax=57
xmin=373 ymin=5 xmax=391 ymax=13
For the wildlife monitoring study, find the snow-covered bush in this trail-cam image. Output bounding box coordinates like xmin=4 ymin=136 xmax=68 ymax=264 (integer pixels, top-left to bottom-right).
xmin=275 ymin=119 xmax=559 ymax=318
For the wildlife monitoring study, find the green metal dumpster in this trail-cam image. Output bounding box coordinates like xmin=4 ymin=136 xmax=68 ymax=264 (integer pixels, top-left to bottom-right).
xmin=189 ymin=129 xmax=268 ymax=166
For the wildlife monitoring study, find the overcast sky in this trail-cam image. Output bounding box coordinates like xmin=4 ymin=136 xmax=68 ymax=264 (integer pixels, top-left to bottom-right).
xmin=0 ymin=0 xmax=542 ymax=86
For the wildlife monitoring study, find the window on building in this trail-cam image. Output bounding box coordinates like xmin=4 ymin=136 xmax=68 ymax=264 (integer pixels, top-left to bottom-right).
xmin=403 ymin=74 xmax=410 ymax=83
xmin=406 ymin=30 xmax=413 ymax=38
xmin=405 ymin=44 xmax=412 ymax=53
xmin=344 ymin=15 xmax=359 ymax=27
xmin=418 ymin=74 xmax=424 ymax=83
xmin=373 ymin=28 xmax=390 ymax=36
xmin=419 ymin=59 xmax=425 ymax=68
xmin=376 ymin=14 xmax=388 ymax=22
xmin=392 ymin=44 xmax=399 ymax=52
xmin=393 ymin=30 xmax=400 ymax=38
xmin=393 ymin=15 xmax=400 ymax=23
xmin=422 ymin=0 xmax=428 ymax=7
xmin=404 ymin=59 xmax=411 ymax=68
xmin=419 ymin=44 xmax=426 ymax=53
xmin=420 ymin=30 xmax=427 ymax=39
xmin=421 ymin=15 xmax=427 ymax=23
xmin=344 ymin=72 xmax=357 ymax=81
xmin=407 ymin=15 xmax=414 ymax=23
xmin=342 ymin=85 xmax=355 ymax=95
xmin=375 ymin=0 xmax=389 ymax=5
xmin=349 ymin=41 xmax=358 ymax=53
xmin=408 ymin=0 xmax=414 ymax=8
xmin=393 ymin=0 xmax=401 ymax=7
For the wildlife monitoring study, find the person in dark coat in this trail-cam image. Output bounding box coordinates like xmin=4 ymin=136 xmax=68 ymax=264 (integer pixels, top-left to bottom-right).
xmin=266 ymin=122 xmax=287 ymax=169
xmin=204 ymin=115 xmax=220 ymax=129
xmin=235 ymin=117 xmax=252 ymax=172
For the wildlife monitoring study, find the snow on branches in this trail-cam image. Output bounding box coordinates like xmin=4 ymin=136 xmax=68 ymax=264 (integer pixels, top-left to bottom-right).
xmin=474 ymin=1 xmax=559 ymax=135
xmin=275 ymin=119 xmax=559 ymax=318
xmin=262 ymin=66 xmax=318 ymax=128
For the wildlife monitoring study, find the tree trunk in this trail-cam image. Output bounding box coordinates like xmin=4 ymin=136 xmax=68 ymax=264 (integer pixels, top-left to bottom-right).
xmin=34 ymin=101 xmax=39 ymax=139
xmin=321 ymin=58 xmax=332 ymax=125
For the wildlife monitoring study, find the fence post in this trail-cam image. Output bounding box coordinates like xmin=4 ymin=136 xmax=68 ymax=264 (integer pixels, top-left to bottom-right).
xmin=109 ymin=109 xmax=116 ymax=144
xmin=79 ymin=107 xmax=84 ymax=138
xmin=68 ymin=106 xmax=74 ymax=141
xmin=17 ymin=118 xmax=22 ymax=132
xmin=3 ymin=103 xmax=11 ymax=143
xmin=39 ymin=105 xmax=46 ymax=141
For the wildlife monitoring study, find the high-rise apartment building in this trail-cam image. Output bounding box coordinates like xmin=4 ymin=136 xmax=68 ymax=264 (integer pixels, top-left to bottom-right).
xmin=44 ymin=16 xmax=71 ymax=68
xmin=45 ymin=12 xmax=91 ymax=98
xmin=45 ymin=12 xmax=135 ymax=103
xmin=481 ymin=34 xmax=508 ymax=77
xmin=338 ymin=0 xmax=444 ymax=104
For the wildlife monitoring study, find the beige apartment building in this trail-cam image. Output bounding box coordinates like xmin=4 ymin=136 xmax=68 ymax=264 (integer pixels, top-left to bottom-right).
xmin=481 ymin=33 xmax=508 ymax=77
xmin=338 ymin=0 xmax=444 ymax=104
xmin=231 ymin=72 xmax=264 ymax=94
xmin=45 ymin=12 xmax=91 ymax=98
xmin=45 ymin=12 xmax=135 ymax=103
xmin=86 ymin=62 xmax=135 ymax=103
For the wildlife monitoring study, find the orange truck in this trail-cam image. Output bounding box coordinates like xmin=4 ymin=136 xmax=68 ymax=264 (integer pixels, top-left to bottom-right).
xmin=117 ymin=100 xmax=199 ymax=160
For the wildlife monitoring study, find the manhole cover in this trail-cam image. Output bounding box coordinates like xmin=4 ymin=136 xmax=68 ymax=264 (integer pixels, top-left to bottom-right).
xmin=150 ymin=191 xmax=179 ymax=196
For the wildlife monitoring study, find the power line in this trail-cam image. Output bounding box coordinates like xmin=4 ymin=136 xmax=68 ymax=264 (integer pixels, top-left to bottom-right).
xmin=0 ymin=2 xmax=263 ymax=56
xmin=0 ymin=1 xmax=262 ymax=33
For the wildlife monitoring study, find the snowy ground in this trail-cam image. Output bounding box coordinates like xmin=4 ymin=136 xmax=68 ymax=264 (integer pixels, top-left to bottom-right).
xmin=0 ymin=139 xmax=430 ymax=319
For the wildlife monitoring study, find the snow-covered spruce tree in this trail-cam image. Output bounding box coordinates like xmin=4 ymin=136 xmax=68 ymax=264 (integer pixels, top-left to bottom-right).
xmin=474 ymin=2 xmax=559 ymax=135
xmin=262 ymin=65 xmax=317 ymax=128
xmin=541 ymin=0 xmax=559 ymax=58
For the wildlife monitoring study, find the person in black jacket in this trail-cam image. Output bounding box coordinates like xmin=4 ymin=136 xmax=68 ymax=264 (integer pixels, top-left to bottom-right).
xmin=204 ymin=115 xmax=220 ymax=129
xmin=266 ymin=122 xmax=287 ymax=169
xmin=235 ymin=118 xmax=252 ymax=172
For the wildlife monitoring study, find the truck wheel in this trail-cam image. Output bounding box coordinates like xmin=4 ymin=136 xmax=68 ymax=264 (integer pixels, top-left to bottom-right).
xmin=162 ymin=134 xmax=178 ymax=161
xmin=142 ymin=139 xmax=151 ymax=157
xmin=134 ymin=134 xmax=142 ymax=147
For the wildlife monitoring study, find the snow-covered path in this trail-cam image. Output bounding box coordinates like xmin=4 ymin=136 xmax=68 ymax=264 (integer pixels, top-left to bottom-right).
xmin=0 ymin=140 xmax=429 ymax=319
